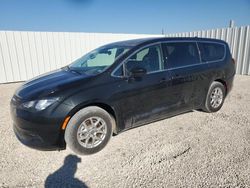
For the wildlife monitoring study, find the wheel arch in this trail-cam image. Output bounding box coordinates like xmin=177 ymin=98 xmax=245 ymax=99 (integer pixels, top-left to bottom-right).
xmin=63 ymin=101 xmax=118 ymax=134
xmin=214 ymin=79 xmax=227 ymax=95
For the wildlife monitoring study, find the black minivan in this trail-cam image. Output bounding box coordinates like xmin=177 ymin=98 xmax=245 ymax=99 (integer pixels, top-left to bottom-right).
xmin=11 ymin=37 xmax=235 ymax=155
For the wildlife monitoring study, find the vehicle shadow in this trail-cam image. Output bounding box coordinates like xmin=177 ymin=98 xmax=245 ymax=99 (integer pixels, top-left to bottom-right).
xmin=45 ymin=154 xmax=88 ymax=188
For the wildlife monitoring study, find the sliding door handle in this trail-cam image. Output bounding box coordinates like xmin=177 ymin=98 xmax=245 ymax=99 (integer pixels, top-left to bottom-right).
xmin=172 ymin=74 xmax=182 ymax=79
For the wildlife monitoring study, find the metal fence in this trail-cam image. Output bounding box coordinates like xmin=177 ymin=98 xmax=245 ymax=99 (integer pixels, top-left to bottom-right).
xmin=166 ymin=25 xmax=250 ymax=75
xmin=0 ymin=31 xmax=161 ymax=83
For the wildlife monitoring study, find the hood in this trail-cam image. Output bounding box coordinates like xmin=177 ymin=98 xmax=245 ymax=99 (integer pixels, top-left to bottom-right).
xmin=15 ymin=68 xmax=92 ymax=100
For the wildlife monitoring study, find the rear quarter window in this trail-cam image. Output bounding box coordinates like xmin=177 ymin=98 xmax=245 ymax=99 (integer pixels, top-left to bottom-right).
xmin=198 ymin=42 xmax=225 ymax=62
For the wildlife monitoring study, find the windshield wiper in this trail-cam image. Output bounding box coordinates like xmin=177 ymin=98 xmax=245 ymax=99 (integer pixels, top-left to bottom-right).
xmin=62 ymin=66 xmax=81 ymax=75
xmin=62 ymin=66 xmax=70 ymax=71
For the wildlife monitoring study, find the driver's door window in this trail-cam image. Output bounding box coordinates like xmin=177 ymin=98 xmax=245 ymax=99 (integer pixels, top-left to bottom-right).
xmin=125 ymin=44 xmax=163 ymax=75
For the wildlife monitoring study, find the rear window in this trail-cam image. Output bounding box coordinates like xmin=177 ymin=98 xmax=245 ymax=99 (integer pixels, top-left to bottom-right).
xmin=198 ymin=42 xmax=225 ymax=62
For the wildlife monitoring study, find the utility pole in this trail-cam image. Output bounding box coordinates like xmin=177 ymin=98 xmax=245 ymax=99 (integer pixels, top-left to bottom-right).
xmin=229 ymin=20 xmax=235 ymax=28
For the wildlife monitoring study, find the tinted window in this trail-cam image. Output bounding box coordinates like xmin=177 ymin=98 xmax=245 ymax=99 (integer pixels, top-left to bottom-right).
xmin=162 ymin=42 xmax=200 ymax=69
xmin=125 ymin=44 xmax=163 ymax=74
xmin=198 ymin=42 xmax=225 ymax=62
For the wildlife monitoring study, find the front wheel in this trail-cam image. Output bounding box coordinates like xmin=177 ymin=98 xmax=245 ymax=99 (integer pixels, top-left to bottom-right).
xmin=203 ymin=81 xmax=226 ymax=113
xmin=65 ymin=106 xmax=114 ymax=155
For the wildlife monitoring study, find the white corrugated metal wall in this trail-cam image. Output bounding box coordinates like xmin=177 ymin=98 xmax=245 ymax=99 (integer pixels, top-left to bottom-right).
xmin=0 ymin=31 xmax=162 ymax=83
xmin=166 ymin=25 xmax=250 ymax=75
xmin=1 ymin=26 xmax=249 ymax=83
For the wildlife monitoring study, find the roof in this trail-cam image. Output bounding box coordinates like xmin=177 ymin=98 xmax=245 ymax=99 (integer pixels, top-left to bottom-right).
xmin=104 ymin=37 xmax=227 ymax=48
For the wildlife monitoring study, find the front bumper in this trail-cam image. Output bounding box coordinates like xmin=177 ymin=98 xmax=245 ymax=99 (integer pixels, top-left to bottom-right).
xmin=11 ymin=99 xmax=66 ymax=151
xmin=13 ymin=122 xmax=65 ymax=151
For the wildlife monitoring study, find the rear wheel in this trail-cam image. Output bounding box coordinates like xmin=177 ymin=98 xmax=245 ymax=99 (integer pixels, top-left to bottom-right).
xmin=203 ymin=81 xmax=226 ymax=113
xmin=65 ymin=106 xmax=114 ymax=155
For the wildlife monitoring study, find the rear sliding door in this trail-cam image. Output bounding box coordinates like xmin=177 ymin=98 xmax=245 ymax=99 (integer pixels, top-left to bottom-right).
xmin=162 ymin=41 xmax=204 ymax=110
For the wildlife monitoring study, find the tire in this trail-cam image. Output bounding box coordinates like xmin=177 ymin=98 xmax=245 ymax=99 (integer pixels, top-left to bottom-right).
xmin=65 ymin=106 xmax=114 ymax=155
xmin=203 ymin=81 xmax=226 ymax=113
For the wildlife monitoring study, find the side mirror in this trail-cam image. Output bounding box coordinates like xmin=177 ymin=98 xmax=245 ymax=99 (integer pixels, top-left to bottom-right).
xmin=130 ymin=67 xmax=147 ymax=78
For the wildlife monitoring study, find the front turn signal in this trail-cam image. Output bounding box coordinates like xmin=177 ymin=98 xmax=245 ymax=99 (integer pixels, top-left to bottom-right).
xmin=62 ymin=116 xmax=71 ymax=130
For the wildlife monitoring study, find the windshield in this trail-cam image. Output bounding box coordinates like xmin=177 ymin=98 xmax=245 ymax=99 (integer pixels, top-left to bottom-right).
xmin=69 ymin=44 xmax=131 ymax=75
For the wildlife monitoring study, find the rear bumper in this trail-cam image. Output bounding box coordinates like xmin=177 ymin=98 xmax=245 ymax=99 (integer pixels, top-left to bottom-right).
xmin=226 ymin=75 xmax=235 ymax=95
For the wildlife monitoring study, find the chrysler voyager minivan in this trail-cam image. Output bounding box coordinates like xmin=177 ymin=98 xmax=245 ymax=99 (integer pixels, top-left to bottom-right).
xmin=11 ymin=37 xmax=235 ymax=155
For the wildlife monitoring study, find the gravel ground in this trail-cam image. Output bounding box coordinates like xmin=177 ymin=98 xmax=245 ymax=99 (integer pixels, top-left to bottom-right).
xmin=0 ymin=75 xmax=250 ymax=188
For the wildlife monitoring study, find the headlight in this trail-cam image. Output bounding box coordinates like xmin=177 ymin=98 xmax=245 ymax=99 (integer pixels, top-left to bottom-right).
xmin=20 ymin=97 xmax=59 ymax=111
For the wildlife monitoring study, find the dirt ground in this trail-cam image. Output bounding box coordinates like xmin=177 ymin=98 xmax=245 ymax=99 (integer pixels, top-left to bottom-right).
xmin=0 ymin=75 xmax=250 ymax=188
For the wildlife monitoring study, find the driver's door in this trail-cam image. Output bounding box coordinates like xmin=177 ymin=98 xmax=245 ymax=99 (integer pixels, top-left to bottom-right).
xmin=111 ymin=44 xmax=172 ymax=128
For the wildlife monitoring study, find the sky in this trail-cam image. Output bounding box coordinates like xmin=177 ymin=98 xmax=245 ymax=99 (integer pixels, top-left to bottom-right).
xmin=0 ymin=0 xmax=249 ymax=34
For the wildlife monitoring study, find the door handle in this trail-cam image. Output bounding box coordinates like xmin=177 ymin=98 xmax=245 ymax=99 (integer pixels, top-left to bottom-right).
xmin=172 ymin=74 xmax=182 ymax=79
xmin=159 ymin=78 xmax=167 ymax=83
